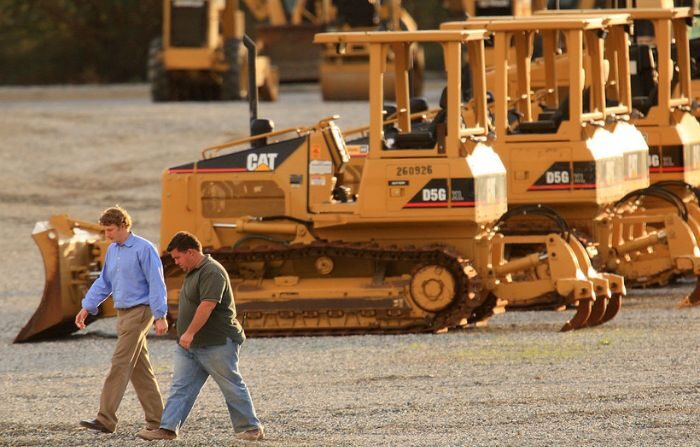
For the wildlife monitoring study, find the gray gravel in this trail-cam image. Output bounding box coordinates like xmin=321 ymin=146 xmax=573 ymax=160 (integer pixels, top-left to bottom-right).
xmin=1 ymin=84 xmax=700 ymax=447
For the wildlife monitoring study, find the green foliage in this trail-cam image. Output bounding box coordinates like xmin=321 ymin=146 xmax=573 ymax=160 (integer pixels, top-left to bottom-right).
xmin=0 ymin=0 xmax=161 ymax=84
xmin=0 ymin=0 xmax=452 ymax=85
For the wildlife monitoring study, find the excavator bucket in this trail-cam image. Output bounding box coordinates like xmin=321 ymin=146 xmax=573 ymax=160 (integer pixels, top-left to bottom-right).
xmin=15 ymin=215 xmax=111 ymax=343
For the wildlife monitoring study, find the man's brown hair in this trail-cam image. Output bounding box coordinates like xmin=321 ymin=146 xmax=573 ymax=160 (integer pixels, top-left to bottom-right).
xmin=99 ymin=206 xmax=132 ymax=229
xmin=166 ymin=231 xmax=202 ymax=253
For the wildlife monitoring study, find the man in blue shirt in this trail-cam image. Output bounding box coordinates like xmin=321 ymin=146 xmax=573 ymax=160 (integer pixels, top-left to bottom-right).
xmin=74 ymin=206 xmax=169 ymax=434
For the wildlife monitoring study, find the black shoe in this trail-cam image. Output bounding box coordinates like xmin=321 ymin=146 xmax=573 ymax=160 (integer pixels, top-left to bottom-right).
xmin=80 ymin=418 xmax=114 ymax=433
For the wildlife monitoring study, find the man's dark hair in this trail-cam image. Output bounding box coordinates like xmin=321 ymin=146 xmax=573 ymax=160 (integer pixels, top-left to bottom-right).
xmin=166 ymin=231 xmax=202 ymax=253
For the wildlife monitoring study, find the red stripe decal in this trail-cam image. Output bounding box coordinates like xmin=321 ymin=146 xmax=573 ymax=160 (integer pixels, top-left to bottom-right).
xmin=403 ymin=202 xmax=449 ymax=208
xmin=527 ymin=184 xmax=572 ymax=190
xmin=451 ymin=201 xmax=476 ymax=207
xmin=168 ymin=167 xmax=248 ymax=174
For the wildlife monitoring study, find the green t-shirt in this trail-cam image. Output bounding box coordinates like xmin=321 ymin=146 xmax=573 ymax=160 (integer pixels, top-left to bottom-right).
xmin=177 ymin=255 xmax=245 ymax=347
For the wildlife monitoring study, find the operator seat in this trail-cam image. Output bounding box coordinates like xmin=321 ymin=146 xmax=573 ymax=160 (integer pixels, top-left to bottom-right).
xmin=335 ymin=0 xmax=376 ymax=27
xmin=389 ymin=89 xmax=450 ymax=149
xmin=630 ymin=44 xmax=658 ymax=116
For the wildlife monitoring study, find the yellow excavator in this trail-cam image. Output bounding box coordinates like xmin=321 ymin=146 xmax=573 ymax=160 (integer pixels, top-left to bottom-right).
xmin=18 ymin=29 xmax=604 ymax=342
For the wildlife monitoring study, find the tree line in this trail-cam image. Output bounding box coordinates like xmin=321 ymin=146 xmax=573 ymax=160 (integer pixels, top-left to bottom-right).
xmin=0 ymin=0 xmax=451 ymax=85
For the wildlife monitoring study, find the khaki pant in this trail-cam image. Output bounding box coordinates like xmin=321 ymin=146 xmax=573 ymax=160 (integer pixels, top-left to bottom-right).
xmin=95 ymin=305 xmax=163 ymax=432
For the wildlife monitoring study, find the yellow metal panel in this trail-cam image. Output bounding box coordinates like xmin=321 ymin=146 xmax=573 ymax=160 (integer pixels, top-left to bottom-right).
xmin=163 ymin=48 xmax=216 ymax=70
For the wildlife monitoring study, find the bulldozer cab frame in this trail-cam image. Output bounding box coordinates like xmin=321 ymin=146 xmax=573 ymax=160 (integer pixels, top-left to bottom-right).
xmin=445 ymin=16 xmax=633 ymax=135
xmin=317 ymin=31 xmax=489 ymax=158
xmin=162 ymin=0 xmax=237 ymax=67
xmin=537 ymin=8 xmax=694 ymax=121
xmin=443 ymin=16 xmax=631 ymax=205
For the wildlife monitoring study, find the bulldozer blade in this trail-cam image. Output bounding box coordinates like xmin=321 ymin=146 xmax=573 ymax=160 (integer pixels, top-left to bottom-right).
xmin=15 ymin=217 xmax=108 ymax=343
xmin=560 ymin=299 xmax=592 ymax=332
xmin=677 ymin=280 xmax=700 ymax=308
xmin=256 ymin=23 xmax=324 ymax=83
xmin=320 ymin=63 xmax=398 ymax=101
xmin=596 ymin=293 xmax=622 ymax=326
xmin=583 ymin=296 xmax=608 ymax=328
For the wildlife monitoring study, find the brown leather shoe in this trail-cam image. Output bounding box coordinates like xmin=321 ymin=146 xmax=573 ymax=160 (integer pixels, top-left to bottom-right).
xmin=79 ymin=418 xmax=114 ymax=434
xmin=136 ymin=428 xmax=177 ymax=441
xmin=234 ymin=426 xmax=265 ymax=441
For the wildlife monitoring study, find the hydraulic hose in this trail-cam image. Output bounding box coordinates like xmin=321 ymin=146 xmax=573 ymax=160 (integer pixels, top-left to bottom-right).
xmin=614 ymin=186 xmax=688 ymax=221
xmin=495 ymin=204 xmax=572 ymax=239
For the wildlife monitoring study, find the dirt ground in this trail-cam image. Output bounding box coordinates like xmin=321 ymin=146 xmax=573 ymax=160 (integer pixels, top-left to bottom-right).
xmin=1 ymin=84 xmax=699 ymax=447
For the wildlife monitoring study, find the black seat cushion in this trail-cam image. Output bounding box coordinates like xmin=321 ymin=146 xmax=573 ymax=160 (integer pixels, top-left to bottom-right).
xmin=391 ymin=131 xmax=435 ymax=149
xmin=517 ymin=120 xmax=560 ymax=134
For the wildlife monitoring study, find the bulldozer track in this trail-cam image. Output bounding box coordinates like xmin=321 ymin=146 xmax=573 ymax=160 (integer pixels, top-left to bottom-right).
xmin=163 ymin=240 xmax=494 ymax=336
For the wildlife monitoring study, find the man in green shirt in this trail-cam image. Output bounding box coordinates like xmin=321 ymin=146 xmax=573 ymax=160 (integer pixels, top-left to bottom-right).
xmin=138 ymin=231 xmax=264 ymax=442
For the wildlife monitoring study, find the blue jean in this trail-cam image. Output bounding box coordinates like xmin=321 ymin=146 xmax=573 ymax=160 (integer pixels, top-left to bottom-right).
xmin=160 ymin=337 xmax=261 ymax=434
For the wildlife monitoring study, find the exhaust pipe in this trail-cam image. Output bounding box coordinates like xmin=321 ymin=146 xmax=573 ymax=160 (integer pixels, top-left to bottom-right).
xmin=243 ymin=34 xmax=274 ymax=148
xmin=244 ymin=34 xmax=258 ymax=127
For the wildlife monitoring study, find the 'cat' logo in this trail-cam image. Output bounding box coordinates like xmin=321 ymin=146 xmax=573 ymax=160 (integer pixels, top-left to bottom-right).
xmin=246 ymin=153 xmax=278 ymax=171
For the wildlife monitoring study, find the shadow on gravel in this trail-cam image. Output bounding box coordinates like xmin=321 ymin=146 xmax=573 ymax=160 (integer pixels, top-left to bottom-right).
xmin=43 ymin=331 xmax=119 ymax=342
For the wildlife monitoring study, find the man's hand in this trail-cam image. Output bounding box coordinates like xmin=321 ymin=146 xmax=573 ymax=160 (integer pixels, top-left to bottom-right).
xmin=75 ymin=308 xmax=89 ymax=330
xmin=178 ymin=301 xmax=216 ymax=350
xmin=179 ymin=331 xmax=194 ymax=350
xmin=154 ymin=318 xmax=168 ymax=336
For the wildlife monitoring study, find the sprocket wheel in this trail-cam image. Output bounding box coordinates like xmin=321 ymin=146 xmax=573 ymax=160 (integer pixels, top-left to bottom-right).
xmin=410 ymin=265 xmax=456 ymax=312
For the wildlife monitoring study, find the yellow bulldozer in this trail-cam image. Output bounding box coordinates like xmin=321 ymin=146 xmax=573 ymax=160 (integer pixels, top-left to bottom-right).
xmin=443 ymin=16 xmax=636 ymax=318
xmin=444 ymin=10 xmax=700 ymax=308
xmin=18 ymin=28 xmax=608 ymax=343
xmin=248 ymin=0 xmax=332 ymax=83
xmin=530 ymin=7 xmax=700 ymax=304
xmin=148 ymin=0 xmax=279 ymax=101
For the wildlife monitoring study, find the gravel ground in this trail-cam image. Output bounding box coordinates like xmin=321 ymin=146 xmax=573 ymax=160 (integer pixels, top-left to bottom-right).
xmin=1 ymin=84 xmax=699 ymax=447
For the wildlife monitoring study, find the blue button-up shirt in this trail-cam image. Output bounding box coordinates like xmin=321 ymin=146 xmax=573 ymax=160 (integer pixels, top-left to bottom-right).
xmin=82 ymin=233 xmax=168 ymax=320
